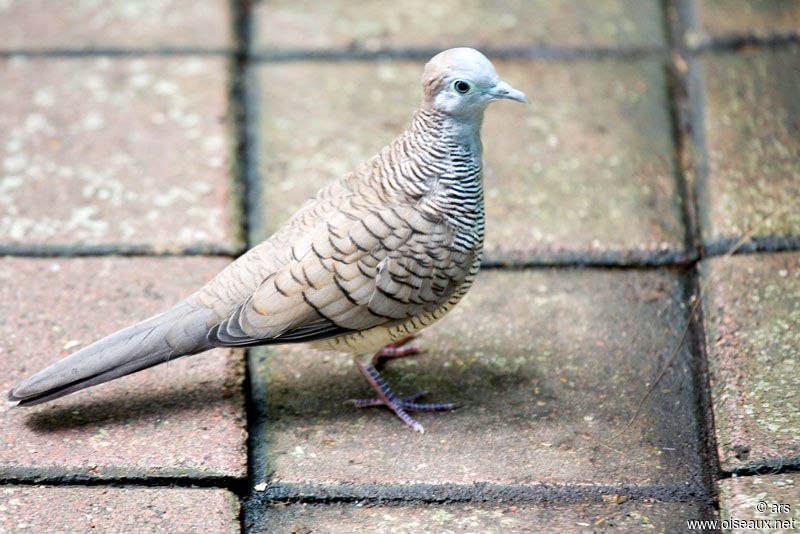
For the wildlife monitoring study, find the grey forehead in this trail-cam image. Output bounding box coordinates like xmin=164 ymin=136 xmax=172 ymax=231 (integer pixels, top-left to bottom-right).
xmin=442 ymin=55 xmax=500 ymax=87
xmin=453 ymin=63 xmax=499 ymax=87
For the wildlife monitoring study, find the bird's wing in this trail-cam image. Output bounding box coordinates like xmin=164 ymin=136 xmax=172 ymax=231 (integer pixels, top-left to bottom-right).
xmin=207 ymin=202 xmax=475 ymax=347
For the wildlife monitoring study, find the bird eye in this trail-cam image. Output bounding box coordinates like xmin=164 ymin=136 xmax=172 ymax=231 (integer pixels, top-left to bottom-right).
xmin=453 ymin=80 xmax=472 ymax=94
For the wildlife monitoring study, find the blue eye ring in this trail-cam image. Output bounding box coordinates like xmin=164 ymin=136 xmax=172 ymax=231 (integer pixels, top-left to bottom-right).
xmin=452 ymin=80 xmax=473 ymax=94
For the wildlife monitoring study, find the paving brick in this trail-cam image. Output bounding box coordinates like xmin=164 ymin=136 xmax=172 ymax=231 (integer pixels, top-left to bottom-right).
xmin=0 ymin=56 xmax=238 ymax=253
xmin=249 ymin=269 xmax=706 ymax=488
xmin=0 ymin=256 xmax=247 ymax=481
xmin=691 ymin=0 xmax=800 ymax=46
xmin=481 ymin=59 xmax=684 ymax=264
xmin=0 ymin=485 xmax=239 ymax=533
xmin=718 ymin=473 xmax=800 ymax=532
xmin=251 ymin=60 xmax=419 ymax=247
xmin=252 ymin=58 xmax=686 ymax=265
xmin=0 ymin=0 xmax=232 ymax=51
xmin=700 ymin=252 xmax=800 ymax=472
xmin=698 ymin=49 xmax=800 ymax=254
xmin=248 ymin=501 xmax=709 ymax=533
xmin=252 ymin=0 xmax=665 ymax=52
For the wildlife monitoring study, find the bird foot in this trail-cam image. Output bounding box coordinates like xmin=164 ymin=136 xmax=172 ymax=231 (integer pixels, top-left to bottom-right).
xmin=349 ymin=390 xmax=457 ymax=412
xmin=351 ymin=358 xmax=456 ymax=434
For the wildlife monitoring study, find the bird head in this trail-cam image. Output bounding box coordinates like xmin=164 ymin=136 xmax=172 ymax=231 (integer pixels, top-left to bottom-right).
xmin=421 ymin=47 xmax=529 ymax=118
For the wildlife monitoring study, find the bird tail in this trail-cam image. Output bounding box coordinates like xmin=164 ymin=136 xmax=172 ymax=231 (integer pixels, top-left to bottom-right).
xmin=8 ymin=302 xmax=213 ymax=406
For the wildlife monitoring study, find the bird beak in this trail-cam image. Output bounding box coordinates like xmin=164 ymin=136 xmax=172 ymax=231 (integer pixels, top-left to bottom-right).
xmin=489 ymin=80 xmax=529 ymax=103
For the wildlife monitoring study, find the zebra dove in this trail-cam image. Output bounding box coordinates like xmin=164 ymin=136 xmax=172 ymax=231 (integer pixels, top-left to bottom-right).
xmin=9 ymin=48 xmax=528 ymax=433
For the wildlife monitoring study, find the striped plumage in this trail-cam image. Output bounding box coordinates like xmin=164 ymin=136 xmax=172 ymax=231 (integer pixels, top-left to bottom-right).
xmin=9 ymin=48 xmax=528 ymax=433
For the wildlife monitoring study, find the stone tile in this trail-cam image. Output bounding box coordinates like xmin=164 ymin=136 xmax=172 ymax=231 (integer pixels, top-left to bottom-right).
xmin=0 ymin=485 xmax=239 ymax=533
xmin=252 ymin=58 xmax=686 ymax=265
xmin=482 ymin=59 xmax=684 ymax=263
xmin=0 ymin=56 xmax=238 ymax=253
xmin=249 ymin=501 xmax=709 ymax=533
xmin=0 ymin=0 xmax=232 ymax=51
xmin=251 ymin=60 xmax=419 ymax=247
xmin=253 ymin=0 xmax=665 ymax=52
xmin=719 ymin=474 xmax=800 ymax=532
xmin=698 ymin=49 xmax=800 ymax=253
xmin=250 ymin=269 xmax=706 ymax=488
xmin=700 ymin=252 xmax=800 ymax=472
xmin=691 ymin=0 xmax=800 ymax=45
xmin=0 ymin=257 xmax=247 ymax=481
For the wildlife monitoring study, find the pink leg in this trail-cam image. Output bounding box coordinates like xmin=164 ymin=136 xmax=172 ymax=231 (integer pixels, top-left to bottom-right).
xmin=349 ymin=390 xmax=455 ymax=413
xmin=372 ymin=335 xmax=420 ymax=366
xmin=349 ymin=342 xmax=457 ymax=433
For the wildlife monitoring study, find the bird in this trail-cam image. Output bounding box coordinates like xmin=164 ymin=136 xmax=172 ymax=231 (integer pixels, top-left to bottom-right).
xmin=8 ymin=47 xmax=528 ymax=433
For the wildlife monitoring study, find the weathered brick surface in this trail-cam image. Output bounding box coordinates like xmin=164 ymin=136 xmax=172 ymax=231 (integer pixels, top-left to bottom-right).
xmin=718 ymin=473 xmax=800 ymax=531
xmin=0 ymin=486 xmax=240 ymax=533
xmin=698 ymin=49 xmax=800 ymax=253
xmin=481 ymin=59 xmax=684 ymax=263
xmin=701 ymin=252 xmax=800 ymax=472
xmin=249 ymin=501 xmax=709 ymax=533
xmin=692 ymin=0 xmax=800 ymax=44
xmin=0 ymin=56 xmax=238 ymax=253
xmin=250 ymin=269 xmax=705 ymax=488
xmin=0 ymin=257 xmax=247 ymax=481
xmin=251 ymin=60 xmax=418 ymax=247
xmin=253 ymin=0 xmax=665 ymax=52
xmin=0 ymin=0 xmax=232 ymax=51
xmin=253 ymin=58 xmax=686 ymax=264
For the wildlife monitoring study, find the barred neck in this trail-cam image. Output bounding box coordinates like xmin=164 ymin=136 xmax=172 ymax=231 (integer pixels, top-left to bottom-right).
xmin=412 ymin=107 xmax=484 ymax=152
xmin=384 ymin=107 xmax=484 ymax=193
xmin=403 ymin=107 xmax=486 ymax=239
xmin=354 ymin=106 xmax=485 ymax=254
xmin=361 ymin=106 xmax=486 ymax=235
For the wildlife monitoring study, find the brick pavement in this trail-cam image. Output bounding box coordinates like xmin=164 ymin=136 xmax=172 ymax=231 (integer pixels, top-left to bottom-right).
xmin=1 ymin=1 xmax=798 ymax=532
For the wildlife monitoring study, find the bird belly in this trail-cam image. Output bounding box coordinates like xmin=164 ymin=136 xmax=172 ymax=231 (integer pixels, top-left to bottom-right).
xmin=310 ymin=299 xmax=459 ymax=356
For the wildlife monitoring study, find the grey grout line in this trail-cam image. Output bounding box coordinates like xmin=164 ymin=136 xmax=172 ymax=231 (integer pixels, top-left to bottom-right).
xmin=1 ymin=243 xmax=798 ymax=264
xmin=678 ymin=0 xmax=713 ymax=260
xmin=247 ymin=44 xmax=670 ymax=63
xmin=690 ymin=34 xmax=800 ymax=54
xmin=665 ymin=0 xmax=707 ymax=260
xmin=686 ymin=262 xmax=724 ymax=495
xmin=0 ymin=38 xmax=796 ymax=64
xmin=0 ymin=477 xmax=717 ymax=507
xmin=479 ymin=254 xmax=697 ymax=270
xmin=242 ymin=66 xmax=264 ymax=249
xmin=665 ymin=0 xmax=721 ymax=496
xmin=683 ymin=49 xmax=711 ymax=259
xmin=662 ymin=0 xmax=703 ymax=261
xmin=226 ymin=5 xmax=264 ymax=533
xmin=248 ymin=481 xmax=716 ymax=506
xmin=703 ymin=236 xmax=800 ymax=257
xmin=229 ymin=1 xmax=254 ymax=257
xmin=1 ymin=42 xmax=796 ymax=62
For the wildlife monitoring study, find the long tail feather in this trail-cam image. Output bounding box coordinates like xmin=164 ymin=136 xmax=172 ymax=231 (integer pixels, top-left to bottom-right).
xmin=9 ymin=302 xmax=213 ymax=406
